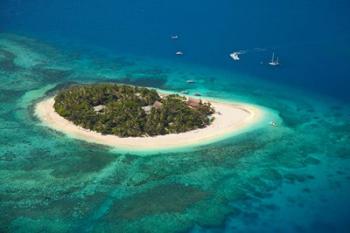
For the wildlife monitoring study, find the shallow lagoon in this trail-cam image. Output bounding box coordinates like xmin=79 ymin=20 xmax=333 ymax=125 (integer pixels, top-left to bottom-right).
xmin=0 ymin=34 xmax=349 ymax=233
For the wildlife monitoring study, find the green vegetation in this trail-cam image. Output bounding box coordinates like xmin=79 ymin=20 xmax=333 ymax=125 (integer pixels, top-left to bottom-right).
xmin=54 ymin=83 xmax=215 ymax=137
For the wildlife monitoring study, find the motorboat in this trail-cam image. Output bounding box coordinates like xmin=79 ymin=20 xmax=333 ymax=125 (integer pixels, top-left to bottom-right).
xmin=229 ymin=52 xmax=240 ymax=61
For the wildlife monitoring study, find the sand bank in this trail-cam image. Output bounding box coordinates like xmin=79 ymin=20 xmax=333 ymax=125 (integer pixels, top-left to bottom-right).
xmin=35 ymin=97 xmax=264 ymax=150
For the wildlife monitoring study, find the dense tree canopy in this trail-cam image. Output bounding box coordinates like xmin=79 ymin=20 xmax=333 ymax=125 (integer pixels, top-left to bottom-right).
xmin=54 ymin=83 xmax=215 ymax=137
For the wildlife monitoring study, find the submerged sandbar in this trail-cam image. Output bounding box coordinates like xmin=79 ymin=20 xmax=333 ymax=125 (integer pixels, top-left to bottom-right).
xmin=35 ymin=96 xmax=264 ymax=151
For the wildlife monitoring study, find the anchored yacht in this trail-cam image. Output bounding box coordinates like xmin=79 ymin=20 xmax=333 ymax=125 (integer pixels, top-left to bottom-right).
xmin=269 ymin=52 xmax=280 ymax=66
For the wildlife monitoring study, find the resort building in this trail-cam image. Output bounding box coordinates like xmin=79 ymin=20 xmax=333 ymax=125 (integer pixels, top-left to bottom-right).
xmin=187 ymin=97 xmax=201 ymax=109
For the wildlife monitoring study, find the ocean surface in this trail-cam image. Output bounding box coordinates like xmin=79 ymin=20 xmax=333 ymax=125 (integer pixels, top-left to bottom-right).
xmin=0 ymin=1 xmax=350 ymax=233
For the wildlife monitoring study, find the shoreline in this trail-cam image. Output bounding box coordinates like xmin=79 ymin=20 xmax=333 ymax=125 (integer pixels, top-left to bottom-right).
xmin=34 ymin=96 xmax=265 ymax=151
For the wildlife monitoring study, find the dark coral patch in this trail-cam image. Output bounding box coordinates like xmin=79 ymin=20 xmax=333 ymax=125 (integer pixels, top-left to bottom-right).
xmin=107 ymin=184 xmax=209 ymax=220
xmin=50 ymin=150 xmax=116 ymax=178
xmin=0 ymin=48 xmax=21 ymax=72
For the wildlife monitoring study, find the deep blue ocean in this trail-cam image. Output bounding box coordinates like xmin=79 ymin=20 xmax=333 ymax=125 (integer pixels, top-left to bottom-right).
xmin=0 ymin=1 xmax=350 ymax=233
xmin=1 ymin=0 xmax=350 ymax=101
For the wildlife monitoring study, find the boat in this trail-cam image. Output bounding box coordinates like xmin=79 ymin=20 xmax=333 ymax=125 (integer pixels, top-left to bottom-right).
xmin=176 ymin=51 xmax=184 ymax=56
xmin=180 ymin=90 xmax=189 ymax=94
xmin=171 ymin=35 xmax=179 ymax=39
xmin=268 ymin=52 xmax=279 ymax=66
xmin=194 ymin=93 xmax=201 ymax=96
xmin=229 ymin=52 xmax=240 ymax=61
xmin=186 ymin=80 xmax=195 ymax=84
xmin=269 ymin=120 xmax=277 ymax=127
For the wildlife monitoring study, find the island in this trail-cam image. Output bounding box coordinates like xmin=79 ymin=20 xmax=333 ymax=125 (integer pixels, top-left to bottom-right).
xmin=53 ymin=83 xmax=215 ymax=137
xmin=35 ymin=83 xmax=264 ymax=151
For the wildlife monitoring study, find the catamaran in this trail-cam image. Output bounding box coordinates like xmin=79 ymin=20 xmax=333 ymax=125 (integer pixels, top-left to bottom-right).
xmin=269 ymin=52 xmax=279 ymax=66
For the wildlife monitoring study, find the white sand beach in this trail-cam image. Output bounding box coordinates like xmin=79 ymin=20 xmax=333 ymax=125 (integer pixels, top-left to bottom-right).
xmin=35 ymin=97 xmax=264 ymax=150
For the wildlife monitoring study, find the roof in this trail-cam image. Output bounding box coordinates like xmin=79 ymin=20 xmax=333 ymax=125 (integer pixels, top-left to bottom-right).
xmin=187 ymin=97 xmax=201 ymax=108
xmin=142 ymin=105 xmax=152 ymax=114
xmin=93 ymin=105 xmax=106 ymax=112
xmin=153 ymin=100 xmax=163 ymax=109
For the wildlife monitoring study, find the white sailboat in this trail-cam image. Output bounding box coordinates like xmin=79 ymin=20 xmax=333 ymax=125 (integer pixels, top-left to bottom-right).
xmin=269 ymin=52 xmax=279 ymax=66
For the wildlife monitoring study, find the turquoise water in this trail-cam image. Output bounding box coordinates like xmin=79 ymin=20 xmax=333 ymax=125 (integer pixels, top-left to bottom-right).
xmin=1 ymin=34 xmax=349 ymax=233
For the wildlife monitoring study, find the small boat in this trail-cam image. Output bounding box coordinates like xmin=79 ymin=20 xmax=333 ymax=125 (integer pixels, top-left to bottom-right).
xmin=269 ymin=120 xmax=277 ymax=127
xmin=186 ymin=79 xmax=195 ymax=84
xmin=176 ymin=51 xmax=184 ymax=56
xmin=268 ymin=52 xmax=279 ymax=66
xmin=194 ymin=93 xmax=201 ymax=96
xmin=229 ymin=52 xmax=240 ymax=61
xmin=171 ymin=35 xmax=179 ymax=39
xmin=180 ymin=90 xmax=189 ymax=94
